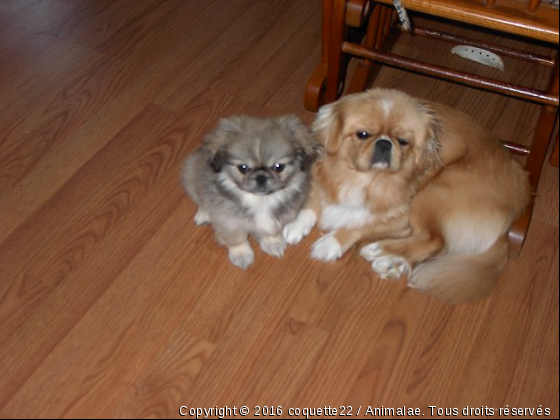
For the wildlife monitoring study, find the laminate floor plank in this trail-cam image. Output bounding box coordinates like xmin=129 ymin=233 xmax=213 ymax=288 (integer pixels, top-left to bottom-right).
xmin=1 ymin=201 xmax=214 ymax=418
xmin=0 ymin=0 xmax=92 ymax=56
xmin=0 ymin=0 xmax=38 ymax=16
xmin=452 ymin=221 xmax=559 ymax=413
xmin=0 ymin=34 xmax=104 ymax=115
xmin=0 ymin=104 xmax=182 ymax=408
xmin=158 ymin=0 xmax=319 ymax=112
xmin=0 ymin=0 xmax=256 ymax=244
xmin=48 ymin=0 xmax=177 ymax=50
xmin=113 ymin=331 xmax=217 ymax=419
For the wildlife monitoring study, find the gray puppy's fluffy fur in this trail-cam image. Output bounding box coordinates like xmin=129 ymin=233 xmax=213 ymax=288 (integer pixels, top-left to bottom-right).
xmin=182 ymin=115 xmax=322 ymax=269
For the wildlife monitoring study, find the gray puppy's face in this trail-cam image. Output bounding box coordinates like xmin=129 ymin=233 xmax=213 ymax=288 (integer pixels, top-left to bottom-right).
xmin=225 ymin=136 xmax=297 ymax=195
xmin=207 ymin=116 xmax=321 ymax=196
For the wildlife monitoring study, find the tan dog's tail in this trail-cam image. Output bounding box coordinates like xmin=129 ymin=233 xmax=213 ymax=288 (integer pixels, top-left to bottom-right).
xmin=410 ymin=236 xmax=509 ymax=304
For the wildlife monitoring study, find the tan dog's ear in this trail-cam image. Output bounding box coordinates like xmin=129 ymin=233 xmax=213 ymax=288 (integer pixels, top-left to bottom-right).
xmin=415 ymin=103 xmax=442 ymax=174
xmin=312 ymin=102 xmax=343 ymax=155
xmin=201 ymin=117 xmax=242 ymax=172
xmin=278 ymin=115 xmax=324 ymax=170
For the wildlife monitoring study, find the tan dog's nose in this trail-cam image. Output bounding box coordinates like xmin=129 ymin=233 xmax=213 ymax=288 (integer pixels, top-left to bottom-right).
xmin=373 ymin=138 xmax=393 ymax=166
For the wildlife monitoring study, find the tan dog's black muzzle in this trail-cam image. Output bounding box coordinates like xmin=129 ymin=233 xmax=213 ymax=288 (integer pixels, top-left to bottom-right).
xmin=372 ymin=138 xmax=393 ymax=167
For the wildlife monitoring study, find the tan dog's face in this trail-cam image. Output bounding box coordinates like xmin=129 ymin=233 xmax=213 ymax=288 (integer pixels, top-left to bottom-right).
xmin=313 ymin=89 xmax=440 ymax=177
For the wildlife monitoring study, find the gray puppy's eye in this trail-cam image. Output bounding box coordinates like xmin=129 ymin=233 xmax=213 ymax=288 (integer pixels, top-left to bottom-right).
xmin=272 ymin=163 xmax=286 ymax=173
xmin=237 ymin=164 xmax=250 ymax=174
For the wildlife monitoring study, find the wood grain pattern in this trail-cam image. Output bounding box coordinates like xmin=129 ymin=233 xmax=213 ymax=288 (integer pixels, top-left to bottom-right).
xmin=0 ymin=105 xmax=185 ymax=409
xmin=160 ymin=0 xmax=306 ymax=112
xmin=2 ymin=201 xmax=217 ymax=418
xmin=0 ymin=1 xmax=557 ymax=418
xmin=114 ymin=333 xmax=216 ymax=419
xmin=48 ymin=0 xmax=178 ymax=51
xmin=376 ymin=0 xmax=559 ymax=43
xmin=0 ymin=0 xmax=228 ymax=243
xmin=0 ymin=0 xmax=88 ymax=56
xmin=451 ymin=221 xmax=559 ymax=411
xmin=0 ymin=35 xmax=102 ymax=113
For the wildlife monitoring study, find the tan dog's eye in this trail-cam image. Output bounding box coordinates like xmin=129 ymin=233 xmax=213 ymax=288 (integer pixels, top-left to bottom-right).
xmin=356 ymin=131 xmax=372 ymax=140
xmin=398 ymin=138 xmax=410 ymax=147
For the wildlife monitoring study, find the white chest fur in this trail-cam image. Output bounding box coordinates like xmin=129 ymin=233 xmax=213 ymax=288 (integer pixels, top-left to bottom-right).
xmin=319 ymin=182 xmax=373 ymax=231
xmin=218 ymin=174 xmax=284 ymax=236
xmin=239 ymin=191 xmax=282 ymax=236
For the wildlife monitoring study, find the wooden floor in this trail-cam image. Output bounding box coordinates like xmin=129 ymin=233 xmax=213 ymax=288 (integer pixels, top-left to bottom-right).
xmin=0 ymin=0 xmax=558 ymax=418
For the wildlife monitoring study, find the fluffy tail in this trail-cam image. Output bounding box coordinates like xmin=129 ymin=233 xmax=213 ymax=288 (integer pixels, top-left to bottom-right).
xmin=409 ymin=236 xmax=509 ymax=304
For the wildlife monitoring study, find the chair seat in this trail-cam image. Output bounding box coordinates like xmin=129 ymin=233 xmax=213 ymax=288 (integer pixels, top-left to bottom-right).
xmin=376 ymin=0 xmax=559 ymax=43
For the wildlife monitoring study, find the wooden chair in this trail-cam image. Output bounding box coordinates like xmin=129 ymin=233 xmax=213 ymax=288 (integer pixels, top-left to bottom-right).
xmin=305 ymin=0 xmax=559 ymax=256
xmin=551 ymin=133 xmax=559 ymax=166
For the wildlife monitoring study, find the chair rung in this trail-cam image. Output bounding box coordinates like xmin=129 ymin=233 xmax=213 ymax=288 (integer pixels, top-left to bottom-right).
xmin=401 ymin=25 xmax=556 ymax=67
xmin=502 ymin=141 xmax=531 ymax=155
xmin=342 ymin=41 xmax=560 ymax=106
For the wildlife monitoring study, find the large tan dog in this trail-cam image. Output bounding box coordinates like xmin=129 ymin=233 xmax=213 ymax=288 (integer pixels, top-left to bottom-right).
xmin=283 ymin=89 xmax=531 ymax=304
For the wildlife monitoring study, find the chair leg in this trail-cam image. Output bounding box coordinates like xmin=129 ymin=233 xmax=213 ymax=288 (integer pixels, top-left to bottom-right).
xmin=348 ymin=4 xmax=383 ymax=94
xmin=550 ymin=133 xmax=559 ymax=167
xmin=305 ymin=0 xmax=400 ymax=109
xmin=526 ymin=108 xmax=558 ymax=189
xmin=305 ymin=0 xmax=333 ymax=112
xmin=348 ymin=5 xmax=401 ymax=94
xmin=305 ymin=0 xmax=352 ymax=111
xmin=305 ymin=64 xmax=329 ymax=113
xmin=325 ymin=0 xmax=351 ymax=104
xmin=528 ymin=52 xmax=559 ymax=187
xmin=509 ymin=206 xmax=532 ymax=258
xmin=509 ymin=53 xmax=559 ymax=257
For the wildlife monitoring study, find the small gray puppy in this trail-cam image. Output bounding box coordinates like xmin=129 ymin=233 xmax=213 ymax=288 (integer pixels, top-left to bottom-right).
xmin=182 ymin=115 xmax=322 ymax=269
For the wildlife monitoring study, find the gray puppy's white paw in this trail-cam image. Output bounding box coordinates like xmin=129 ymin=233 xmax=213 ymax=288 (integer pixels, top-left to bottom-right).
xmin=283 ymin=209 xmax=317 ymax=244
xmin=371 ymin=255 xmax=410 ymax=279
xmin=228 ymin=243 xmax=255 ymax=269
xmin=260 ymin=236 xmax=287 ymax=258
xmin=194 ymin=209 xmax=211 ymax=226
xmin=311 ymin=233 xmax=343 ymax=262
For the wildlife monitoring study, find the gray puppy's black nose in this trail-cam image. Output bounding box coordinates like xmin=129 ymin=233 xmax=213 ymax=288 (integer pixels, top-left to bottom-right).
xmin=256 ymin=174 xmax=268 ymax=186
xmin=373 ymin=139 xmax=393 ymax=166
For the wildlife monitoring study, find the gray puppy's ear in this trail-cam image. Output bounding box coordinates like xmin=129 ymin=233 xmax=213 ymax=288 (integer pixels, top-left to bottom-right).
xmin=201 ymin=117 xmax=243 ymax=172
xmin=209 ymin=148 xmax=228 ymax=173
xmin=278 ymin=115 xmax=324 ymax=170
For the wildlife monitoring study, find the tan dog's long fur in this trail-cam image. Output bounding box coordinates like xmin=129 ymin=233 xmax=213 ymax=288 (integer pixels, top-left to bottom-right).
xmin=283 ymin=89 xmax=531 ymax=304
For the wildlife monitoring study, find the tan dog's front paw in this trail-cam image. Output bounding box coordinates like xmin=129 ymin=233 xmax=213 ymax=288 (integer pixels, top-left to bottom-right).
xmin=371 ymin=255 xmax=410 ymax=279
xmin=360 ymin=242 xmax=384 ymax=261
xmin=311 ymin=233 xmax=343 ymax=262
xmin=283 ymin=209 xmax=317 ymax=245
